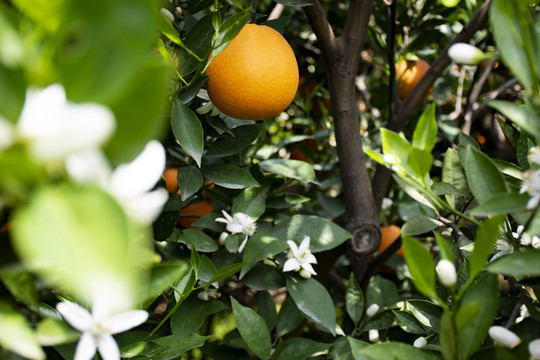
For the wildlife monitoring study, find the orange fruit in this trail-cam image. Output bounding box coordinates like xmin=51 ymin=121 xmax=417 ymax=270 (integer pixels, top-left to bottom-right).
xmin=396 ymin=59 xmax=432 ymax=100
xmin=163 ymin=168 xmax=179 ymax=193
xmin=377 ymin=225 xmax=404 ymax=257
xmin=178 ymin=200 xmax=214 ymax=228
xmin=205 ymin=23 xmax=299 ymax=120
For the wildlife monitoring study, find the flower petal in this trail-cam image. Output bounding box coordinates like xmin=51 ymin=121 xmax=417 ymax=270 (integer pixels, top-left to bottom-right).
xmin=300 ymin=262 xmax=317 ymax=275
xmin=74 ymin=332 xmax=97 ymax=360
xmin=302 ymin=253 xmax=318 ymax=265
xmin=109 ymin=140 xmax=166 ymax=198
xmin=283 ymin=258 xmax=301 ymax=272
xmin=238 ymin=235 xmax=249 ymax=253
xmin=56 ymin=301 xmax=93 ymax=332
xmin=119 ymin=188 xmax=169 ymax=223
xmin=286 ymin=240 xmax=299 ymax=257
xmin=65 ymin=149 xmax=111 ymax=186
xmin=227 ymin=223 xmax=244 ymax=234
xmin=97 ymin=334 xmax=120 ymax=360
xmin=106 ymin=310 xmax=148 ymax=334
xmin=298 ymin=236 xmax=311 ymax=253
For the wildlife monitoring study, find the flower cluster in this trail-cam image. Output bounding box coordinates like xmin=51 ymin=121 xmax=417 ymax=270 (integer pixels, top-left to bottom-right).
xmin=520 ymin=147 xmax=540 ymax=209
xmin=492 ymin=225 xmax=540 ymax=261
xmin=215 ymin=210 xmax=257 ymax=253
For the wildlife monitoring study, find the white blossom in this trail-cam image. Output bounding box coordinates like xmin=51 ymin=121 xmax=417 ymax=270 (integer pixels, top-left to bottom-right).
xmin=66 ymin=141 xmax=168 ymax=224
xmin=491 ymin=239 xmax=514 ymax=261
xmin=414 ymin=337 xmax=428 ymax=348
xmin=366 ymin=304 xmax=379 ymax=317
xmin=514 ymin=225 xmax=540 ymax=249
xmin=197 ymin=287 xmax=221 ymax=301
xmin=56 ymin=299 xmax=148 ymax=360
xmin=448 ymin=43 xmax=488 ymax=65
xmin=17 ymin=84 xmax=115 ymax=162
xmin=436 ymin=259 xmax=457 ymax=287
xmin=283 ymin=236 xmax=318 ymax=279
xmin=530 ymin=339 xmax=540 ymax=360
xmin=369 ymin=329 xmax=380 ymax=342
xmin=488 ymin=326 xmax=521 ymax=349
xmin=529 ymin=147 xmax=540 ymax=166
xmin=215 ymin=210 xmax=257 ymax=253
xmin=381 ymin=197 xmax=393 ymax=211
xmin=521 ymin=169 xmax=540 ymax=209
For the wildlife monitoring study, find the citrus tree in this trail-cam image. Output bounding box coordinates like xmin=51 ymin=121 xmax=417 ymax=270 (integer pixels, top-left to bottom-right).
xmin=1 ymin=0 xmax=540 ymax=359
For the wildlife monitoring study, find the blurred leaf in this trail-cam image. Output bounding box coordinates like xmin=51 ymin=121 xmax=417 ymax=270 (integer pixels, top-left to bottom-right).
xmin=36 ymin=317 xmax=79 ymax=346
xmin=465 ymin=147 xmax=507 ymax=203
xmin=345 ymin=274 xmax=364 ymax=325
xmin=403 ymin=236 xmax=436 ymax=298
xmin=471 ymin=193 xmax=530 ymax=216
xmin=487 ymin=249 xmax=540 ymax=276
xmin=240 ymin=233 xmax=287 ymax=279
xmin=434 ymin=232 xmax=458 ymax=263
xmin=497 ymin=117 xmax=520 ymax=150
xmin=458 ymin=131 xmax=480 ymax=150
xmin=0 ymin=65 xmax=25 ymax=121
xmin=407 ymin=300 xmax=442 ymax=333
xmin=266 ymin=214 xmax=351 ymax=253
xmin=516 ymin=134 xmax=535 ymax=171
xmin=0 ymin=267 xmax=38 ymax=305
xmin=490 ymin=101 xmax=540 ymax=142
xmin=412 ymin=103 xmax=437 ymax=152
xmin=275 ymin=0 xmax=313 ymax=6
xmin=392 ymin=175 xmax=438 ymax=212
xmin=232 ymin=186 xmax=268 ymax=220
xmin=393 ymin=310 xmax=428 ymax=334
xmin=171 ymin=99 xmax=204 ymax=167
xmin=274 ymin=338 xmax=330 ymax=360
xmin=0 ymin=300 xmax=45 ymax=360
xmin=351 ymin=341 xmax=440 ymax=360
xmin=177 ymin=166 xmax=204 ymax=201
xmin=144 ymin=261 xmax=190 ymax=303
xmin=231 ymin=297 xmax=272 ymax=360
xmin=211 ymin=10 xmax=250 ymax=57
xmin=12 ymin=185 xmax=151 ymax=308
xmin=179 ymin=229 xmax=219 ymax=253
xmin=276 ymin=295 xmax=304 ymax=337
xmin=10 ymin=0 xmax=65 ymax=32
xmin=207 ymin=125 xmax=266 ymax=157
xmin=468 ymin=215 xmax=504 ymax=281
xmin=439 ymin=311 xmax=456 ymax=360
xmin=146 ymin=334 xmax=212 ymax=360
xmin=258 ymin=159 xmax=317 ymax=185
xmin=286 ymin=276 xmax=336 ymax=335
xmin=456 ymin=273 xmax=499 ymax=360
xmin=202 ymin=164 xmax=259 ymax=189
xmin=256 ymin=291 xmax=277 ymax=331
xmin=331 ymin=337 xmax=354 ymax=360
xmin=171 ymin=295 xmax=227 ymax=334
xmin=120 ymin=340 xmax=166 ymax=358
xmin=402 ymin=215 xmax=444 ymax=236
xmin=432 ymin=182 xmax=467 ymax=196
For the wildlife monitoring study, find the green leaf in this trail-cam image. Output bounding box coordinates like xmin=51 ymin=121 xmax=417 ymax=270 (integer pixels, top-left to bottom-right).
xmin=147 ymin=334 xmax=212 ymax=360
xmin=487 ymin=249 xmax=540 ymax=276
xmin=202 ymin=164 xmax=259 ymax=189
xmin=366 ymin=275 xmax=399 ymax=309
xmin=406 ymin=148 xmax=434 ymax=184
xmin=393 ymin=310 xmax=428 ymax=334
xmin=392 ymin=175 xmax=438 ymax=212
xmin=232 ymin=186 xmax=268 ymax=220
xmin=144 ymin=261 xmax=190 ymax=303
xmin=471 ymin=193 xmax=530 ymax=216
xmin=231 ymin=297 xmax=272 ymax=360
xmin=179 ymin=229 xmax=219 ymax=253
xmin=275 ymin=0 xmax=314 ymax=6
xmin=442 ymin=148 xmax=468 ymax=210
xmin=345 ymin=274 xmax=364 ymax=325
xmin=381 ymin=128 xmax=412 ymax=161
xmin=0 ymin=267 xmax=38 ymax=305
xmin=439 ymin=311 xmax=456 ymax=360
xmin=266 ymin=214 xmax=351 ymax=253
xmin=120 ymin=340 xmax=166 ymax=358
xmin=177 ymin=166 xmax=204 ymax=201
xmin=455 ymin=273 xmax=499 ymax=360
xmin=403 ymin=236 xmax=436 ymax=298
xmin=352 ymin=341 xmax=440 ymax=360
xmin=517 ymin=133 xmax=535 ymax=171
xmin=465 ymin=147 xmax=507 ymax=203
xmin=171 ymin=295 xmax=228 ymax=334
xmin=171 ymin=99 xmax=204 ymax=167
xmin=286 ymin=276 xmax=336 ymax=335
xmin=258 ymin=159 xmax=317 ymax=185
xmin=36 ymin=317 xmax=79 ymax=347
xmin=434 ymin=232 xmax=458 ymax=263
xmin=256 ymin=291 xmax=278 ymax=331
xmin=490 ymin=100 xmax=540 ymax=141
xmin=402 ymin=215 xmax=444 ymax=236
xmin=407 ymin=300 xmax=442 ymax=332
xmin=190 ymin=245 xmax=200 ymax=274
xmin=12 ymin=185 xmax=151 ymax=308
xmin=206 ymin=262 xmax=245 ymax=285
xmin=275 ymin=295 xmax=304 ymax=337
xmin=240 ymin=232 xmax=288 ymax=279
xmin=0 ymin=300 xmax=45 ymax=360
xmin=274 ymin=338 xmax=330 ymax=360
xmin=413 ymin=103 xmax=437 ymax=152
xmin=469 ymin=215 xmax=504 ymax=281
xmin=211 ymin=10 xmax=250 ymax=57
xmin=242 ymin=263 xmax=285 ymax=291
xmin=207 ymin=124 xmax=266 ymax=157
xmin=156 ymin=12 xmax=183 ymax=46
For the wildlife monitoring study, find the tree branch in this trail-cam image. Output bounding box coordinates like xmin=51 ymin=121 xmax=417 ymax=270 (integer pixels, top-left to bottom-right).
xmin=303 ymin=0 xmax=337 ymax=58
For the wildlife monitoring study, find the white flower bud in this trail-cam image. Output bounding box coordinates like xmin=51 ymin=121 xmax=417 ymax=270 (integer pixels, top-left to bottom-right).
xmin=529 ymin=339 xmax=540 ymax=360
xmin=369 ymin=329 xmax=380 ymax=342
xmin=299 ymin=268 xmax=312 ymax=278
xmin=436 ymin=259 xmax=457 ymax=287
xmin=381 ymin=197 xmax=393 ymax=210
xmin=219 ymin=232 xmax=229 ymax=245
xmin=175 ymin=7 xmax=182 ymax=17
xmin=160 ymin=8 xmax=175 ymax=22
xmin=488 ymin=326 xmax=521 ymax=349
xmin=414 ymin=337 xmax=428 ymax=348
xmin=448 ymin=43 xmax=487 ymax=66
xmin=366 ymin=304 xmax=379 ymax=317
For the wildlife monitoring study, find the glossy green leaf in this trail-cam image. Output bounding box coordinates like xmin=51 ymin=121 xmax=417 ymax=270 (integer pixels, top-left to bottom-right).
xmin=0 ymin=300 xmax=45 ymax=360
xmin=275 ymin=0 xmax=313 ymax=6
xmin=120 ymin=340 xmax=166 ymax=358
xmin=0 ymin=267 xmax=38 ymax=305
xmin=412 ymin=103 xmax=437 ymax=152
xmin=155 ymin=12 xmax=182 ymax=46
xmin=381 ymin=128 xmax=412 ymax=161
xmin=177 ymin=166 xmax=204 ymax=201
xmin=144 ymin=261 xmax=190 ymax=303
xmin=465 ymin=147 xmax=507 ymax=203
xmin=366 ymin=275 xmax=399 ymax=309
xmin=232 ymin=186 xmax=268 ymax=220
xmin=258 ymin=159 xmax=317 ymax=184
xmin=402 ymin=215 xmax=444 ymax=236
xmin=352 ymin=341 xmax=440 ymax=360
xmin=206 ymin=262 xmax=245 ymax=285
xmin=406 ymin=148 xmax=433 ymax=184
xmin=392 ymin=175 xmax=438 ymax=212
xmin=345 ymin=274 xmax=364 ymax=325
xmin=171 ymin=99 xmax=204 ymax=167
xmin=439 ymin=310 xmax=456 ymax=360
xmin=442 ymin=148 xmax=467 ymax=210
xmin=490 ymin=100 xmax=540 ymax=141
xmin=487 ymin=249 xmax=540 ymax=276
xmin=266 ymin=214 xmax=351 ymax=253
xmin=516 ymin=134 xmax=535 ymax=171
xmin=231 ymin=297 xmax=272 ymax=360
xmin=171 ymin=295 xmax=228 ymax=334
xmin=274 ymin=338 xmax=330 ymax=360
xmin=469 ymin=215 xmax=504 ymax=281
xmin=147 ymin=334 xmax=212 ymax=360
xmin=36 ymin=317 xmax=79 ymax=346
xmin=256 ymin=291 xmax=277 ymax=331
xmin=403 ymin=236 xmax=436 ymax=298
xmin=207 ymin=124 xmax=266 ymax=157
xmin=471 ymin=193 xmax=530 ymax=216
xmin=407 ymin=300 xmax=442 ymax=332
xmin=242 ymin=263 xmax=285 ymax=291
xmin=434 ymin=232 xmax=458 ymax=263
xmin=286 ymin=276 xmax=336 ymax=335
xmin=456 ymin=273 xmax=499 ymax=360
xmin=211 ymin=10 xmax=250 ymax=57
xmin=276 ymin=295 xmax=304 ymax=337
xmin=179 ymin=229 xmax=219 ymax=253
xmin=202 ymin=164 xmax=259 ymax=189
xmin=393 ymin=310 xmax=428 ymax=334
xmin=240 ymin=233 xmax=288 ymax=279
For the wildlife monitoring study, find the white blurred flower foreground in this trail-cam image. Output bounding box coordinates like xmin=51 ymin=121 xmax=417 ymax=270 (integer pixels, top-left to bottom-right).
xmin=57 ymin=299 xmax=148 ymax=360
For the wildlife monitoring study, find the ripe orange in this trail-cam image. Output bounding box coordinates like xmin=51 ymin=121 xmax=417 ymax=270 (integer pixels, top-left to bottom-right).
xmin=163 ymin=168 xmax=179 ymax=193
xmin=205 ymin=23 xmax=299 ymax=120
xmin=178 ymin=200 xmax=214 ymax=228
xmin=377 ymin=225 xmax=404 ymax=257
xmin=396 ymin=59 xmax=432 ymax=100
